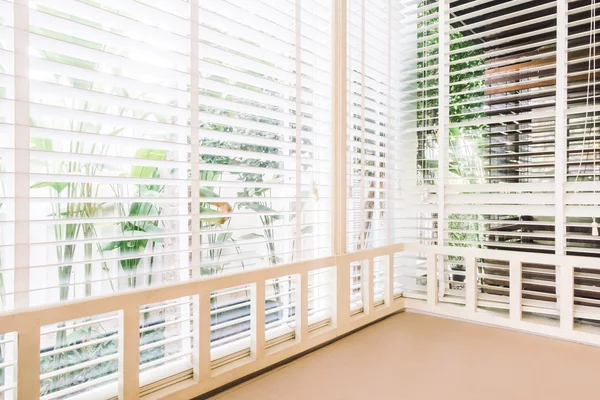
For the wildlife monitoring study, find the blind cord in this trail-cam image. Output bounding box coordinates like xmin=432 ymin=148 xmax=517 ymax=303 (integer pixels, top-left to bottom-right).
xmin=575 ymin=0 xmax=599 ymax=235
xmin=592 ymin=0 xmax=598 ymax=236
xmin=591 ymin=1 xmax=598 ymax=236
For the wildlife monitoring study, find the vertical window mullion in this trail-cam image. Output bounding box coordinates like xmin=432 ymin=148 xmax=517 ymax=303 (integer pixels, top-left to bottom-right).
xmin=386 ymin=0 xmax=392 ymax=247
xmin=437 ymin=0 xmax=450 ymax=297
xmin=359 ymin=0 xmax=367 ymax=252
xmin=555 ymin=0 xmax=567 ymax=257
xmin=295 ymin=0 xmax=303 ymax=261
xmin=14 ymin=0 xmax=34 ymax=391
xmin=13 ymin=0 xmax=30 ymax=310
xmin=554 ymin=0 xmax=568 ymax=314
xmin=191 ymin=0 xmax=200 ymax=278
xmin=332 ymin=0 xmax=347 ymax=256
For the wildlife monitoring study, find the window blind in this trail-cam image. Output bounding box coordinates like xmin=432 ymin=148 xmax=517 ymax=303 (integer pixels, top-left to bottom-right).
xmin=443 ymin=0 xmax=559 ymax=312
xmin=393 ymin=0 xmax=441 ymax=299
xmin=197 ymin=0 xmax=332 ymax=274
xmin=197 ymin=0 xmax=333 ymax=363
xmin=346 ymin=0 xmax=403 ymax=252
xmin=442 ymin=0 xmax=557 ymax=255
xmin=0 ymin=0 xmax=333 ymax=314
xmin=27 ymin=0 xmax=191 ymax=304
xmin=395 ymin=0 xmax=600 ymax=315
xmin=393 ymin=0 xmax=563 ymax=309
xmin=396 ymin=0 xmax=440 ymax=247
xmin=0 ymin=0 xmax=333 ymax=398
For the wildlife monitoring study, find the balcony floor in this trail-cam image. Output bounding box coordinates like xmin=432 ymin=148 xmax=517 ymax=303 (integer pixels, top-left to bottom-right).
xmin=211 ymin=312 xmax=600 ymax=400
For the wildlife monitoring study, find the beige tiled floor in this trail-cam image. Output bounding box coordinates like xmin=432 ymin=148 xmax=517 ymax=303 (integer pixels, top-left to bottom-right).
xmin=210 ymin=312 xmax=600 ymax=400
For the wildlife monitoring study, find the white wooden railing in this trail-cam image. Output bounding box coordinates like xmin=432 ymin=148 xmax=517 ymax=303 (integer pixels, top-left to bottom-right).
xmin=404 ymin=244 xmax=600 ymax=347
xmin=0 ymin=244 xmax=406 ymax=400
xmin=3 ymin=242 xmax=600 ymax=400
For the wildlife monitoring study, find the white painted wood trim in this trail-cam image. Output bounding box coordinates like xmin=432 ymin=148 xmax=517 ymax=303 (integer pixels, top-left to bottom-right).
xmin=364 ymin=258 xmax=373 ymax=315
xmin=16 ymin=324 xmax=40 ymax=400
xmin=2 ymin=242 xmax=600 ymax=400
xmin=297 ymin=270 xmax=309 ymax=341
xmin=250 ymin=281 xmax=266 ymax=361
xmin=190 ymin=0 xmax=201 ymax=280
xmin=509 ymin=260 xmax=522 ymax=322
xmin=385 ymin=255 xmax=393 ymax=307
xmin=559 ymin=264 xmax=574 ymax=331
xmin=119 ymin=306 xmax=140 ymax=400
xmin=331 ymin=0 xmax=347 ymax=256
xmin=13 ymin=0 xmax=30 ymax=310
xmin=437 ymin=0 xmax=449 ymax=248
xmin=336 ymin=261 xmax=351 ymax=332
xmin=465 ymin=257 xmax=477 ymax=315
xmin=193 ymin=292 xmax=211 ymax=382
xmin=427 ymin=252 xmax=437 ymax=306
xmin=554 ymin=0 xmax=567 ymax=257
xmin=294 ymin=0 xmax=303 ymax=260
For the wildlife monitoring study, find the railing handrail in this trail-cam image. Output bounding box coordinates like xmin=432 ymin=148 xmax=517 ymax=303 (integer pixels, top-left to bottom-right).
xmin=0 ymin=243 xmax=410 ymax=331
xmin=405 ymin=243 xmax=600 ymax=269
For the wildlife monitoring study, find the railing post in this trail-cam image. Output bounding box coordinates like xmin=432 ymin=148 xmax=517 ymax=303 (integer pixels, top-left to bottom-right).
xmin=427 ymin=253 xmax=437 ymax=306
xmin=16 ymin=325 xmax=40 ymax=400
xmin=193 ymin=292 xmax=211 ymax=381
xmin=295 ymin=271 xmax=309 ymax=342
xmin=465 ymin=257 xmax=477 ymax=314
xmin=250 ymin=281 xmax=265 ymax=359
xmin=336 ymin=262 xmax=351 ymax=332
xmin=385 ymin=255 xmax=394 ymax=306
xmin=559 ymin=264 xmax=574 ymax=331
xmin=364 ymin=259 xmax=374 ymax=315
xmin=3 ymin=332 xmax=17 ymax=398
xmin=119 ymin=306 xmax=140 ymax=400
xmin=509 ymin=260 xmax=522 ymax=322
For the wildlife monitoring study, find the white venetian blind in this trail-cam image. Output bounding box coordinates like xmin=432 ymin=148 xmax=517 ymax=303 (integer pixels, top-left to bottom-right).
xmin=0 ymin=0 xmax=334 ymax=310
xmin=394 ymin=0 xmax=564 ymax=308
xmin=346 ymin=0 xmax=403 ymax=252
xmin=396 ymin=0 xmax=440 ymax=247
xmin=196 ymin=0 xmax=333 ymax=367
xmin=26 ymin=0 xmax=192 ymax=304
xmin=566 ymin=0 xmax=600 ymax=256
xmin=393 ymin=0 xmax=440 ymax=300
xmin=23 ymin=1 xmax=194 ymax=398
xmin=0 ymin=0 xmax=333 ymax=398
xmin=197 ymin=0 xmax=332 ymax=274
xmin=443 ymin=0 xmax=557 ymax=259
xmin=441 ymin=0 xmax=559 ymax=313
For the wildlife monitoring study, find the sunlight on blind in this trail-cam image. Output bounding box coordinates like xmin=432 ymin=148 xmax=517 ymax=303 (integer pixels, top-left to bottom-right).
xmin=0 ymin=0 xmax=333 ymax=311
xmin=395 ymin=0 xmax=440 ymax=246
xmin=346 ymin=0 xmax=403 ymax=252
xmin=0 ymin=0 xmax=333 ymax=398
xmin=197 ymin=0 xmax=332 ymax=275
